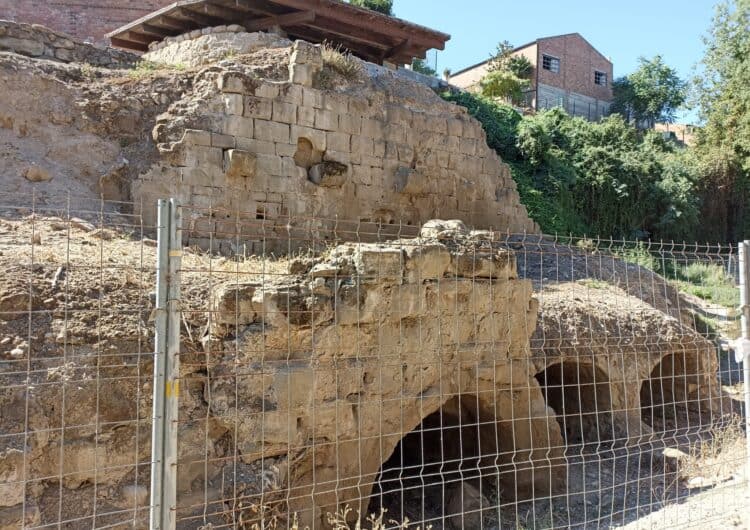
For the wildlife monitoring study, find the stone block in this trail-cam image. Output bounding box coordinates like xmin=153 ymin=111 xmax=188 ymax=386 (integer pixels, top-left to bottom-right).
xmin=321 ymin=93 xmax=349 ymax=113
xmin=460 ymin=137 xmax=478 ymax=156
xmin=255 ymin=83 xmax=280 ymax=99
xmin=278 ymin=84 xmax=304 ymax=106
xmin=223 ymin=93 xmax=244 ymax=115
xmin=182 ymin=129 xmax=212 ymax=147
xmin=361 ymin=118 xmax=385 ymax=139
xmin=353 ymin=245 xmax=403 ymax=281
xmin=302 ymin=87 xmax=323 ymax=109
xmin=254 ymin=120 xmax=290 ymax=143
xmin=326 ymin=131 xmax=351 ymax=152
xmin=276 ymin=142 xmax=297 ymax=157
xmin=244 ymin=96 xmax=273 ymax=120
xmin=352 ymin=165 xmax=373 ymax=186
xmin=236 ymin=137 xmax=276 ymax=155
xmin=218 ymin=72 xmax=258 ymax=94
xmin=394 ymin=166 xmax=428 ymax=196
xmin=352 ymin=136 xmax=374 ymax=157
xmin=447 ymin=118 xmax=464 ymax=137
xmin=314 ymin=109 xmax=338 ymax=131
xmin=211 ymin=282 xmax=261 ymax=326
xmin=339 ymin=114 xmax=362 ymax=135
xmin=212 ymin=133 xmax=235 ymax=149
xmin=272 ymin=101 xmax=297 ymax=124
xmin=224 ymin=149 xmax=257 ymax=179
xmin=297 ymin=106 xmax=315 ymax=127
xmin=222 ymin=115 xmax=254 ymax=138
xmin=185 ymin=146 xmax=223 ymax=168
xmin=256 ymin=154 xmax=283 ymax=176
xmin=181 ymin=167 xmax=212 ymax=187
xmin=403 ymin=242 xmax=451 ymax=282
xmin=290 ymin=63 xmax=316 ymax=87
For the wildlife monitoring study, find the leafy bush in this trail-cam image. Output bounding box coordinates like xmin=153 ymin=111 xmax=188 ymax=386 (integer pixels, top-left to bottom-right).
xmin=479 ymin=70 xmax=530 ymax=105
xmin=440 ymin=90 xmax=521 ymax=160
xmin=348 ymin=0 xmax=393 ymax=15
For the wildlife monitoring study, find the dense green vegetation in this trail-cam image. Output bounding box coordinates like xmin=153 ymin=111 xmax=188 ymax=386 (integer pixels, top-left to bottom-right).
xmin=441 ymin=91 xmax=700 ymax=238
xmin=442 ymin=0 xmax=750 ymax=245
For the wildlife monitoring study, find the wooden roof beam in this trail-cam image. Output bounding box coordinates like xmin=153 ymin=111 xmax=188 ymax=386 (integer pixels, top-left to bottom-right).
xmin=156 ymin=14 xmax=195 ymax=31
xmin=111 ymin=37 xmax=148 ymax=52
xmin=383 ymin=38 xmax=412 ymax=61
xmin=191 ymin=1 xmax=247 ymax=20
xmin=246 ymin=10 xmax=316 ymax=32
xmin=173 ymin=7 xmax=224 ymax=27
xmin=271 ymin=0 xmax=448 ymax=49
xmin=140 ymin=22 xmax=178 ymax=37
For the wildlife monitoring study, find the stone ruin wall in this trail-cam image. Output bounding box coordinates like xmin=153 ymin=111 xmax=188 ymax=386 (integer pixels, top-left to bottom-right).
xmin=206 ymin=222 xmax=566 ymax=526
xmin=0 ymin=24 xmax=728 ymax=530
xmin=133 ymin=37 xmax=537 ymax=253
xmin=0 ymin=20 xmax=138 ymax=67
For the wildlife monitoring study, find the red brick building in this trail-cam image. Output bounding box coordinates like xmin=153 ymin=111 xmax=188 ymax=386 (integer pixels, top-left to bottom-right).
xmin=0 ymin=0 xmax=170 ymax=43
xmin=452 ymin=33 xmax=614 ymax=121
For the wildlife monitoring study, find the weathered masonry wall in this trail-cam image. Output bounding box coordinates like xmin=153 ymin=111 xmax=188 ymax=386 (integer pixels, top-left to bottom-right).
xmin=135 ymin=39 xmax=537 ymax=253
xmin=0 ymin=20 xmax=138 ymax=66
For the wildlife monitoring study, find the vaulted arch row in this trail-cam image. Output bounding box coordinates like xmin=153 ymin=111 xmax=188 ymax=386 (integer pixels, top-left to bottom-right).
xmin=639 ymin=342 xmax=724 ymax=437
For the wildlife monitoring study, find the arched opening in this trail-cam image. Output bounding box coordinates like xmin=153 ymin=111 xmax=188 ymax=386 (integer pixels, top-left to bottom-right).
xmin=368 ymin=395 xmax=514 ymax=529
xmin=293 ymin=137 xmax=323 ymax=170
xmin=535 ymin=362 xmax=614 ymax=446
xmin=641 ymin=352 xmax=704 ymax=433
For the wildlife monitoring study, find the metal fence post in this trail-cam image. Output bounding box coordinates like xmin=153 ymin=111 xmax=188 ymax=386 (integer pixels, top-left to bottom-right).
xmin=739 ymin=241 xmax=750 ymax=479
xmin=150 ymin=199 xmax=181 ymax=530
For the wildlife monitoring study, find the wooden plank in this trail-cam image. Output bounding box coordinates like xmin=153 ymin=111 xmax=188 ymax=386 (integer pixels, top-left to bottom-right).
xmin=300 ymin=14 xmax=394 ymax=52
xmin=110 ymin=37 xmax=149 ymax=52
xmin=140 ymin=23 xmax=178 ymax=37
xmin=383 ymin=38 xmax=411 ymax=61
xmin=126 ymin=30 xmax=157 ymax=45
xmin=156 ymin=14 xmax=195 ymax=31
xmin=173 ymin=7 xmax=224 ymax=26
xmin=245 ymin=10 xmax=316 ymax=32
xmin=270 ymin=0 xmax=449 ymax=50
xmin=192 ymin=1 xmax=247 ymax=20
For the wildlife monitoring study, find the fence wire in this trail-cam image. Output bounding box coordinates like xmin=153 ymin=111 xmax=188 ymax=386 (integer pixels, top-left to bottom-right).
xmin=0 ymin=193 xmax=747 ymax=530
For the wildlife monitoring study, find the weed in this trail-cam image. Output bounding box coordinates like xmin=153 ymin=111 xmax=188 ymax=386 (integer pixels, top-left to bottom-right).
xmin=80 ymin=64 xmax=97 ymax=80
xmin=317 ymin=42 xmax=363 ymax=89
xmin=672 ymin=262 xmax=739 ymax=309
xmin=680 ymin=416 xmax=746 ymax=483
xmin=579 ymin=279 xmax=608 ymax=289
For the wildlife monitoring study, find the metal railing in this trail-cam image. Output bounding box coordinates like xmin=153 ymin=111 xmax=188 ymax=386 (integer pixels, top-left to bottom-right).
xmin=1 ymin=194 xmax=747 ymax=530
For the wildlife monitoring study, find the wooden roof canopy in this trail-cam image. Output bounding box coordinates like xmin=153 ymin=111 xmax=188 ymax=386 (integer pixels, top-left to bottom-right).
xmin=106 ymin=0 xmax=450 ymax=65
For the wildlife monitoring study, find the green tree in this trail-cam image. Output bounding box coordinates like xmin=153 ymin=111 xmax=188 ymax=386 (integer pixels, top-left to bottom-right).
xmin=611 ymin=56 xmax=687 ymax=129
xmin=692 ymin=0 xmax=750 ymax=241
xmin=348 ymin=0 xmax=394 ymax=15
xmin=480 ymin=70 xmax=530 ymax=105
xmin=411 ymin=57 xmax=437 ymax=76
xmin=487 ymin=41 xmax=533 ymax=79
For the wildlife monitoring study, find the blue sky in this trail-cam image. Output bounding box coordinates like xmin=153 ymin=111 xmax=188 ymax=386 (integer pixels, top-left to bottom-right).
xmin=395 ymin=0 xmax=719 ymax=121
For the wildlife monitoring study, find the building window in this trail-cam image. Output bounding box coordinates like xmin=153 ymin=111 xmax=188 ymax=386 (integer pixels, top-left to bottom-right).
xmin=542 ymin=54 xmax=560 ymax=73
xmin=595 ymin=71 xmax=608 ymax=86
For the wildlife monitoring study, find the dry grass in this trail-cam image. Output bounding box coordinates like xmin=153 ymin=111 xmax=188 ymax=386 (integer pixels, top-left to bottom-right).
xmin=680 ymin=416 xmax=747 ymax=485
xmin=317 ymin=42 xmax=364 ymax=89
xmin=233 ymin=505 xmax=432 ymax=530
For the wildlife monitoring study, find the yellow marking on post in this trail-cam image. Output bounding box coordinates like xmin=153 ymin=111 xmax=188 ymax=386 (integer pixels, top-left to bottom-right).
xmin=166 ymin=380 xmax=180 ymax=398
xmin=169 ymin=250 xmax=183 ymax=258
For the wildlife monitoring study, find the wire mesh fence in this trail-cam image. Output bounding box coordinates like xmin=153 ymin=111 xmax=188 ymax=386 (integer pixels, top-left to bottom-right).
xmin=1 ymin=193 xmax=748 ymax=530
